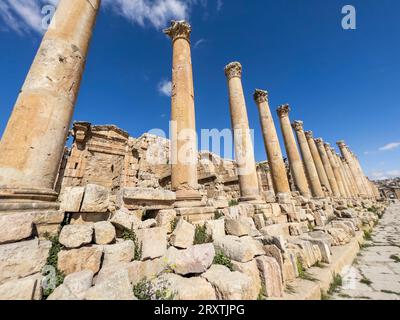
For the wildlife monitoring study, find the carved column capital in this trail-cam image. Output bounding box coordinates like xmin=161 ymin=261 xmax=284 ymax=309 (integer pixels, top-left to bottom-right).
xmin=277 ymin=104 xmax=290 ymax=118
xmin=324 ymin=142 xmax=331 ymax=149
xmin=163 ymin=20 xmax=192 ymax=42
xmin=224 ymin=62 xmax=242 ymax=80
xmin=253 ymin=89 xmax=268 ymax=103
xmin=305 ymin=130 xmax=314 ymax=139
xmin=291 ymin=120 xmax=304 ymax=132
xmin=315 ymin=138 xmax=324 ymax=146
xmin=336 ymin=140 xmax=346 ymax=149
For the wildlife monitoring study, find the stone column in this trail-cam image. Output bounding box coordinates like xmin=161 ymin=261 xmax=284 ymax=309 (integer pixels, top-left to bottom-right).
xmin=292 ymin=121 xmax=324 ymax=198
xmin=164 ymin=21 xmax=201 ymax=201
xmin=253 ymin=89 xmax=291 ymax=195
xmin=277 ymin=105 xmax=310 ymax=198
xmin=351 ymin=152 xmax=374 ymax=198
xmin=225 ymin=62 xmax=261 ymax=202
xmin=337 ymin=153 xmax=356 ymax=197
xmin=305 ymin=131 xmax=332 ymax=194
xmin=342 ymin=158 xmax=360 ymax=197
xmin=324 ymin=143 xmax=347 ymax=198
xmin=0 ymin=0 xmax=101 ymax=202
xmin=315 ymin=138 xmax=341 ymax=197
xmin=337 ymin=141 xmax=368 ymax=198
xmin=332 ymin=149 xmax=352 ymax=198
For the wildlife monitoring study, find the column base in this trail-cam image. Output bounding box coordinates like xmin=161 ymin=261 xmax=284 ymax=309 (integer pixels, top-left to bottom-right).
xmin=0 ymin=187 xmax=58 ymax=203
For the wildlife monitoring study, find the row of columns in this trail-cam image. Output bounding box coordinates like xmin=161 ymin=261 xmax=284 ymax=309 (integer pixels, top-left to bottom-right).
xmin=0 ymin=10 xmax=376 ymax=208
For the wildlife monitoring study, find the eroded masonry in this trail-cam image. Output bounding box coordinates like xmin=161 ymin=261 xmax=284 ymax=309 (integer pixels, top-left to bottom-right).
xmin=0 ymin=0 xmax=389 ymax=301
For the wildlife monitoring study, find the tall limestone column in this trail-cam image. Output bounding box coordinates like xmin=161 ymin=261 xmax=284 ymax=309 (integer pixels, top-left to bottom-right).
xmin=0 ymin=0 xmax=101 ymax=202
xmin=315 ymin=138 xmax=341 ymax=197
xmin=253 ymin=89 xmax=291 ymax=195
xmin=164 ymin=20 xmax=201 ymax=201
xmin=337 ymin=141 xmax=368 ymax=198
xmin=342 ymin=157 xmax=359 ymax=197
xmin=292 ymin=121 xmax=324 ymax=198
xmin=277 ymin=105 xmax=310 ymax=198
xmin=324 ymin=143 xmax=348 ymax=198
xmin=332 ymin=148 xmax=352 ymax=198
xmin=351 ymin=152 xmax=374 ymax=198
xmin=225 ymin=62 xmax=261 ymax=202
xmin=336 ymin=153 xmax=356 ymax=197
xmin=305 ymin=131 xmax=332 ymax=194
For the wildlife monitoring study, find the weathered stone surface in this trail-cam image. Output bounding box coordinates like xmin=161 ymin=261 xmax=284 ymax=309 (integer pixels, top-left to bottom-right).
xmin=167 ymin=244 xmax=215 ymax=275
xmin=205 ymin=219 xmax=225 ymax=241
xmin=225 ymin=218 xmax=251 ymax=237
xmin=139 ymin=219 xmax=157 ymax=229
xmin=102 ymin=240 xmax=135 ymax=267
xmin=307 ymin=230 xmax=335 ymax=247
xmin=260 ymin=224 xmax=289 ymax=237
xmin=326 ymin=227 xmax=352 ymax=246
xmin=60 ymin=187 xmax=85 ymax=212
xmin=47 ymin=284 xmax=80 ymax=300
xmin=137 ymin=227 xmax=167 ymax=260
xmin=170 ymin=219 xmax=195 ymax=249
xmin=300 ymin=235 xmax=332 ymax=263
xmin=263 ymin=245 xmax=284 ymax=281
xmin=63 ymin=270 xmax=94 ymax=299
xmin=202 ymin=265 xmax=255 ymax=300
xmin=231 ymin=260 xmax=261 ymax=299
xmin=58 ymin=246 xmax=103 ymax=275
xmin=213 ymin=235 xmax=257 ymax=263
xmin=93 ymin=221 xmax=116 ymax=245
xmin=80 ymin=184 xmax=109 ymax=212
xmin=0 ymin=212 xmax=34 ymax=244
xmin=256 ymin=256 xmax=284 ymax=297
xmin=154 ymin=273 xmax=216 ymax=300
xmin=0 ymin=274 xmax=42 ymax=300
xmin=253 ymin=214 xmax=265 ymax=230
xmin=84 ymin=269 xmax=135 ymax=300
xmin=59 ymin=224 xmax=93 ymax=249
xmin=123 ymin=187 xmax=176 ymax=202
xmin=0 ymin=239 xmax=51 ymax=285
xmin=110 ymin=209 xmax=141 ymax=231
xmin=156 ymin=209 xmax=176 ymax=233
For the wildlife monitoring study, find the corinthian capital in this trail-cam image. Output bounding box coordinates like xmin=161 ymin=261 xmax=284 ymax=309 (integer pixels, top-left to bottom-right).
xmin=315 ymin=138 xmax=324 ymax=146
xmin=224 ymin=62 xmax=242 ymax=80
xmin=163 ymin=20 xmax=192 ymax=42
xmin=291 ymin=120 xmax=304 ymax=132
xmin=277 ymin=104 xmax=290 ymax=118
xmin=253 ymin=89 xmax=268 ymax=103
xmin=336 ymin=140 xmax=346 ymax=148
xmin=305 ymin=131 xmax=314 ymax=139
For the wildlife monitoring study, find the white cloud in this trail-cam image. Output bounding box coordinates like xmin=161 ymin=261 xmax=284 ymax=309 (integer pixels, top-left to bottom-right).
xmin=158 ymin=79 xmax=172 ymax=96
xmin=370 ymin=169 xmax=400 ymax=180
xmin=217 ymin=0 xmax=223 ymax=11
xmin=379 ymin=142 xmax=400 ymax=151
xmin=194 ymin=38 xmax=206 ymax=48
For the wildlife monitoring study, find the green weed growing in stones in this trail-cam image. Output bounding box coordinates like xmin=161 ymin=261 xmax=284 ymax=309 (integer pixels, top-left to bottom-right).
xmin=213 ymin=250 xmax=233 ymax=271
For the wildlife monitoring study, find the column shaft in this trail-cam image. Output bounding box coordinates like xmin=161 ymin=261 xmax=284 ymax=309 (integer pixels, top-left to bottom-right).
xmin=225 ymin=62 xmax=261 ymax=202
xmin=164 ymin=21 xmax=200 ymax=201
xmin=292 ymin=121 xmax=324 ymax=198
xmin=325 ymin=143 xmax=347 ymax=198
xmin=0 ymin=0 xmax=101 ymax=201
xmin=343 ymin=158 xmax=360 ymax=197
xmin=333 ymin=150 xmax=352 ymax=198
xmin=253 ymin=90 xmax=291 ymax=195
xmin=277 ymin=105 xmax=310 ymax=197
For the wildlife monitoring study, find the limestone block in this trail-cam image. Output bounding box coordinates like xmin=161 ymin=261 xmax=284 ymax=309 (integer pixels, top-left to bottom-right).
xmin=0 ymin=274 xmax=42 ymax=300
xmin=123 ymin=187 xmax=175 ymax=203
xmin=102 ymin=240 xmax=135 ymax=267
xmin=263 ymin=245 xmax=284 ymax=281
xmin=166 ymin=244 xmax=215 ymax=275
xmin=0 ymin=212 xmax=34 ymax=244
xmin=255 ymin=256 xmax=284 ymax=297
xmin=300 ymin=236 xmax=332 ymax=264
xmin=59 ymin=224 xmax=93 ymax=249
xmin=231 ymin=260 xmax=262 ymax=299
xmin=137 ymin=227 xmax=167 ymax=260
xmin=94 ymin=221 xmax=116 ymax=245
xmin=156 ymin=209 xmax=177 ymax=233
xmin=139 ymin=219 xmax=157 ymax=229
xmin=60 ymin=187 xmax=85 ymax=212
xmin=170 ymin=219 xmax=195 ymax=249
xmin=277 ymin=192 xmax=292 ymax=204
xmin=213 ymin=235 xmax=257 ymax=263
xmin=202 ymin=265 xmax=255 ymax=300
xmin=0 ymin=239 xmax=51 ymax=285
xmin=270 ymin=203 xmax=282 ymax=216
xmin=307 ymin=230 xmax=335 ymax=247
xmin=47 ymin=284 xmax=80 ymax=300
xmin=110 ymin=209 xmax=141 ymax=231
xmin=260 ymin=224 xmax=289 ymax=237
xmin=326 ymin=227 xmax=352 ymax=246
xmin=80 ymin=184 xmax=110 ymax=213
xmin=84 ymin=269 xmax=135 ymax=300
xmin=154 ymin=273 xmax=216 ymax=300
xmin=58 ymin=246 xmax=103 ymax=275
xmin=225 ymin=218 xmax=251 ymax=237
xmin=253 ymin=214 xmax=266 ymax=230
xmin=263 ymin=190 xmax=276 ymax=203
xmin=205 ymin=219 xmax=225 ymax=241
xmin=63 ymin=270 xmax=94 ymax=299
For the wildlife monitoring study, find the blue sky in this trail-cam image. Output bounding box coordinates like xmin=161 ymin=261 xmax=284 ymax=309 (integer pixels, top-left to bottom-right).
xmin=0 ymin=0 xmax=399 ymax=180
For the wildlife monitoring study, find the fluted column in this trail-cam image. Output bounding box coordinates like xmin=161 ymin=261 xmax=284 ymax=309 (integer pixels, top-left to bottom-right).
xmin=342 ymin=158 xmax=360 ymax=197
xmin=225 ymin=62 xmax=261 ymax=202
xmin=292 ymin=121 xmax=324 ymax=198
xmin=325 ymin=143 xmax=347 ymax=198
xmin=277 ymin=105 xmax=310 ymax=198
xmin=305 ymin=131 xmax=332 ymax=194
xmin=315 ymin=138 xmax=341 ymax=197
xmin=332 ymin=149 xmax=352 ymax=198
xmin=164 ymin=20 xmax=201 ymax=201
xmin=351 ymin=152 xmax=374 ymax=198
xmin=0 ymin=0 xmax=101 ymax=202
xmin=253 ymin=90 xmax=291 ymax=195
xmin=337 ymin=141 xmax=368 ymax=198
xmin=336 ymin=153 xmax=356 ymax=197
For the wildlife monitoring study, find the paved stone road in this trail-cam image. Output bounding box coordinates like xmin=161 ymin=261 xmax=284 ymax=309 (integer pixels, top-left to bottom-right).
xmin=333 ymin=201 xmax=400 ymax=300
